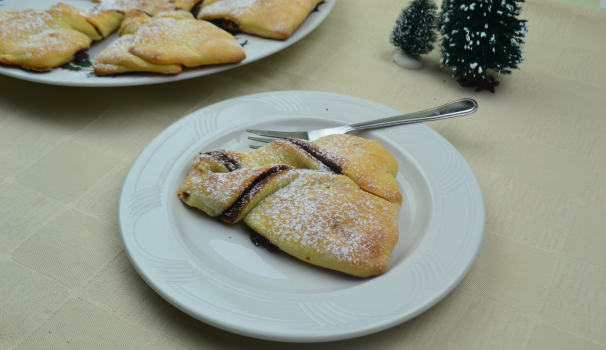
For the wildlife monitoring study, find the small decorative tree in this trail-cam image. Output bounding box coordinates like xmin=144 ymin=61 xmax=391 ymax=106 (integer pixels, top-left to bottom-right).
xmin=390 ymin=0 xmax=438 ymax=69
xmin=439 ymin=0 xmax=528 ymax=92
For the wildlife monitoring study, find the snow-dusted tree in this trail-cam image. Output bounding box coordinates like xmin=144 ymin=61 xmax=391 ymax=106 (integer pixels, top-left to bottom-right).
xmin=390 ymin=0 xmax=438 ymax=57
xmin=439 ymin=0 xmax=528 ymax=92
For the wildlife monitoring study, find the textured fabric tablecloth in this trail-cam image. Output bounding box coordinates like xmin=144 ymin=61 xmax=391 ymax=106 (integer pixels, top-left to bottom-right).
xmin=1 ymin=0 xmax=606 ymax=348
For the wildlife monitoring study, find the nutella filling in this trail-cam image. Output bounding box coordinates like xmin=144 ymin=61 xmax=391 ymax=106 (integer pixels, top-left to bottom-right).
xmin=220 ymin=165 xmax=291 ymax=223
xmin=190 ymin=0 xmax=204 ymax=18
xmin=205 ymin=150 xmax=239 ymax=172
xmin=287 ymin=138 xmax=343 ymax=174
xmin=250 ymin=230 xmax=280 ymax=252
xmin=73 ymin=50 xmax=89 ymax=63
xmin=209 ymin=19 xmax=242 ymax=35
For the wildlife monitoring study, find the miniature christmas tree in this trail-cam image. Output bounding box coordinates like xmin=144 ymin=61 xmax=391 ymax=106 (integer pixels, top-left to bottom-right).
xmin=390 ymin=0 xmax=438 ymax=61
xmin=439 ymin=0 xmax=527 ymax=92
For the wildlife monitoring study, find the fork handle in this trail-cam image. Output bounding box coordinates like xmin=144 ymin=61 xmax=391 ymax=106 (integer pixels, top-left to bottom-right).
xmin=345 ymin=98 xmax=478 ymax=132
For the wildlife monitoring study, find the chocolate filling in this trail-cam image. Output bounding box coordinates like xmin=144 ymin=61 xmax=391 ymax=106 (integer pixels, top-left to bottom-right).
xmin=250 ymin=230 xmax=280 ymax=251
xmin=220 ymin=165 xmax=291 ymax=223
xmin=204 ymin=150 xmax=239 ymax=172
xmin=209 ymin=19 xmax=242 ymax=35
xmin=73 ymin=50 xmax=89 ymax=63
xmin=190 ymin=0 xmax=204 ymax=18
xmin=287 ymin=138 xmax=343 ymax=174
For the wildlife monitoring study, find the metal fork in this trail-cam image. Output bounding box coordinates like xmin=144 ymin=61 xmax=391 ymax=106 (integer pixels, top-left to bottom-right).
xmin=247 ymin=98 xmax=478 ymax=148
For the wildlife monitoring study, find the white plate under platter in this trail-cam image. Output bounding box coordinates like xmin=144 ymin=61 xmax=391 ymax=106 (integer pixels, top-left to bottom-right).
xmin=118 ymin=91 xmax=486 ymax=342
xmin=0 ymin=0 xmax=335 ymax=87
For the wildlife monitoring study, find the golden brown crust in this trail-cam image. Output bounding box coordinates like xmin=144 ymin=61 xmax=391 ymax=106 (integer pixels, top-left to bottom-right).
xmin=0 ymin=10 xmax=100 ymax=72
xmin=314 ymin=134 xmax=403 ymax=205
xmin=118 ymin=10 xmax=152 ymax=36
xmin=244 ymin=171 xmax=400 ymax=277
xmin=51 ymin=3 xmax=125 ymax=38
xmin=127 ymin=12 xmax=246 ymax=67
xmin=92 ymin=0 xmax=202 ymax=14
xmin=93 ymin=34 xmax=182 ymax=75
xmin=199 ymin=0 xmax=324 ymax=40
xmin=191 ymin=135 xmax=403 ymax=205
xmin=97 ymin=8 xmax=245 ymax=75
xmin=0 ymin=11 xmax=19 ymax=22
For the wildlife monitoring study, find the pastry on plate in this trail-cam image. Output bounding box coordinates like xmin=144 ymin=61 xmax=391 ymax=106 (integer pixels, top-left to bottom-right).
xmin=0 ymin=10 xmax=102 ymax=71
xmin=118 ymin=6 xmax=193 ymax=36
xmin=51 ymin=3 xmax=124 ymax=38
xmin=244 ymin=169 xmax=400 ymax=278
xmin=198 ymin=0 xmax=324 ymax=40
xmin=187 ymin=134 xmax=403 ymax=204
xmin=177 ymin=134 xmax=402 ymax=277
xmin=94 ymin=34 xmax=183 ymax=75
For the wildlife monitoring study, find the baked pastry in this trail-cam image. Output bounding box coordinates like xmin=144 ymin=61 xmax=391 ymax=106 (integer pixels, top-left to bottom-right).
xmin=51 ymin=3 xmax=124 ymax=38
xmin=244 ymin=169 xmax=400 ymax=277
xmin=94 ymin=34 xmax=183 ymax=75
xmin=126 ymin=10 xmax=246 ymax=67
xmin=0 ymin=11 xmax=18 ymax=22
xmin=118 ymin=10 xmax=153 ymax=36
xmin=92 ymin=0 xmax=203 ymax=14
xmin=177 ymin=135 xmax=402 ymax=277
xmin=95 ymin=8 xmax=246 ymax=75
xmin=189 ymin=134 xmax=403 ymax=204
xmin=198 ymin=0 xmax=324 ymax=40
xmin=0 ymin=10 xmax=102 ymax=71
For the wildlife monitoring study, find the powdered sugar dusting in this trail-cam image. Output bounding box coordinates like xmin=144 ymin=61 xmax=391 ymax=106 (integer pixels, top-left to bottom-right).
xmin=239 ymin=140 xmax=333 ymax=173
xmin=187 ymin=167 xmax=263 ymax=211
xmin=134 ymin=15 xmax=207 ymax=46
xmin=316 ymin=134 xmax=402 ymax=204
xmin=245 ymin=170 xmax=397 ymax=267
xmin=0 ymin=11 xmax=86 ymax=54
xmin=202 ymin=0 xmax=261 ymax=17
xmin=96 ymin=34 xmax=137 ymax=64
xmin=180 ymin=135 xmax=401 ymax=276
xmin=96 ymin=0 xmax=153 ymax=11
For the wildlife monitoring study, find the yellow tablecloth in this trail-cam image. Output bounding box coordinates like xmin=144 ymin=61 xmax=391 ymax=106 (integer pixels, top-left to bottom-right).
xmin=1 ymin=0 xmax=606 ymax=348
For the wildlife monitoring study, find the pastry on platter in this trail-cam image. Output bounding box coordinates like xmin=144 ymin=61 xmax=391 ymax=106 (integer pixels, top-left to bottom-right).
xmin=118 ymin=6 xmax=197 ymax=36
xmin=127 ymin=10 xmax=246 ymax=67
xmin=95 ymin=8 xmax=246 ymax=75
xmin=0 ymin=11 xmax=18 ymax=22
xmin=177 ymin=135 xmax=402 ymax=277
xmin=118 ymin=10 xmax=152 ymax=36
xmin=198 ymin=0 xmax=324 ymax=40
xmin=51 ymin=3 xmax=124 ymax=38
xmin=94 ymin=34 xmax=183 ymax=75
xmin=0 ymin=10 xmax=102 ymax=71
xmin=92 ymin=0 xmax=203 ymax=14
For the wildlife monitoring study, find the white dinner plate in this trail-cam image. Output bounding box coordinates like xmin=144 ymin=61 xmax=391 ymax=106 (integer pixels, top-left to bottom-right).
xmin=0 ymin=0 xmax=335 ymax=87
xmin=118 ymin=91 xmax=485 ymax=342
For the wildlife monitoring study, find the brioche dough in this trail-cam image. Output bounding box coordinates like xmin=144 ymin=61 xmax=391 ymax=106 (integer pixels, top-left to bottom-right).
xmin=118 ymin=10 xmax=152 ymax=36
xmin=0 ymin=10 xmax=101 ymax=71
xmin=92 ymin=0 xmax=202 ymax=14
xmin=94 ymin=34 xmax=182 ymax=75
xmin=244 ymin=169 xmax=400 ymax=278
xmin=51 ymin=3 xmax=124 ymax=38
xmin=96 ymin=8 xmax=245 ymax=74
xmin=127 ymin=10 xmax=246 ymax=67
xmin=198 ymin=0 xmax=324 ymax=40
xmin=190 ymin=134 xmax=403 ymax=204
